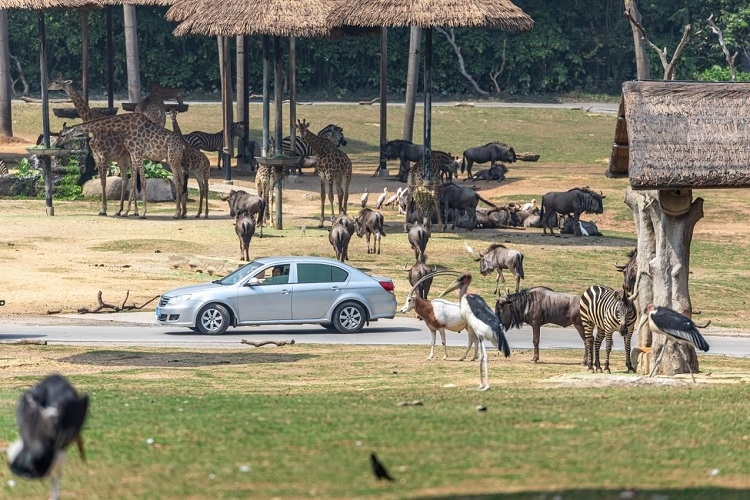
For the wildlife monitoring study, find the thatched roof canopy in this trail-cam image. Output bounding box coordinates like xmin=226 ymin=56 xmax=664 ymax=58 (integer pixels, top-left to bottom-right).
xmin=622 ymin=80 xmax=750 ymax=190
xmin=167 ymin=0 xmax=331 ymax=38
xmin=327 ymin=0 xmax=534 ymax=31
xmin=0 ymin=0 xmax=98 ymax=8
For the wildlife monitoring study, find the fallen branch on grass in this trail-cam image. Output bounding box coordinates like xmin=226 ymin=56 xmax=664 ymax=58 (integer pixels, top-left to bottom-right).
xmin=76 ymin=291 xmax=160 ymax=314
xmin=241 ymin=339 xmax=296 ymax=347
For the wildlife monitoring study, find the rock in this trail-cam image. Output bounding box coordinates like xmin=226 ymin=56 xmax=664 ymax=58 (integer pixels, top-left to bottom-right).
xmin=83 ymin=176 xmax=175 ymax=202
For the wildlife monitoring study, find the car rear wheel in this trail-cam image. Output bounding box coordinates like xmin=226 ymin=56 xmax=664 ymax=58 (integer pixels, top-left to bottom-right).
xmin=196 ymin=303 xmax=231 ymax=335
xmin=332 ymin=302 xmax=366 ymax=334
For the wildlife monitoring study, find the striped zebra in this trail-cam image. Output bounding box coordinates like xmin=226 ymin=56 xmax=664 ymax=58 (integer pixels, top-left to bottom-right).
xmin=0 ymin=159 xmax=8 ymax=176
xmin=184 ymin=122 xmax=245 ymax=170
xmin=580 ymin=285 xmax=637 ymax=374
xmin=268 ymin=123 xmax=346 ymax=174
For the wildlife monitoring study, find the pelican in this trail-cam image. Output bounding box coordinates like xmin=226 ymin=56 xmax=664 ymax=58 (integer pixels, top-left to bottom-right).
xmin=637 ymin=304 xmax=710 ymax=382
xmin=440 ymin=273 xmax=511 ymax=390
xmin=7 ymin=374 xmax=89 ymax=500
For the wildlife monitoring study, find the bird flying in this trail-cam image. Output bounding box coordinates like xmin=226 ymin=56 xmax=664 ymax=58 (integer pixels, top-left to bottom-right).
xmin=370 ymin=452 xmax=394 ymax=481
xmin=7 ymin=374 xmax=89 ymax=500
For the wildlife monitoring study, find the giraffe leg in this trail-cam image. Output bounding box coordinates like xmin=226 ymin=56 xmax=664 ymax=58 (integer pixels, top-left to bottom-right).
xmin=115 ymin=159 xmax=129 ymax=217
xmin=318 ymin=177 xmax=326 ymax=228
xmin=327 ymin=177 xmax=335 ymax=223
xmin=99 ymin=167 xmax=108 ymax=216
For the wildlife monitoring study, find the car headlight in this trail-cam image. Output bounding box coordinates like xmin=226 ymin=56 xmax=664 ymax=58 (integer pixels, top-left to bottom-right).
xmin=168 ymin=294 xmax=192 ymax=305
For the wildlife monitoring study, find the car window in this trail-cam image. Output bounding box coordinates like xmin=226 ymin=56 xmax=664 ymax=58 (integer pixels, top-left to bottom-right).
xmin=257 ymin=264 xmax=290 ymax=285
xmin=219 ymin=261 xmax=264 ymax=285
xmin=297 ymin=263 xmax=348 ymax=284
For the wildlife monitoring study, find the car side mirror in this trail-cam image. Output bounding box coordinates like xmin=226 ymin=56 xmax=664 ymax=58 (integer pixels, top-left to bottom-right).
xmin=246 ymin=278 xmax=260 ymax=286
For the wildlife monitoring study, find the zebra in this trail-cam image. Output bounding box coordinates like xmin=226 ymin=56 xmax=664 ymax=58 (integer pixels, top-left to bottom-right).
xmin=580 ymin=285 xmax=637 ymax=374
xmin=184 ymin=122 xmax=246 ymax=170
xmin=268 ymin=123 xmax=346 ymax=174
xmin=0 ymin=159 xmax=8 ymax=176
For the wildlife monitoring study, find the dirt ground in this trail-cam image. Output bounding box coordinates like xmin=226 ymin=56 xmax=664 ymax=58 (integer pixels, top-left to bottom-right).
xmin=1 ymin=138 xmax=748 ymax=338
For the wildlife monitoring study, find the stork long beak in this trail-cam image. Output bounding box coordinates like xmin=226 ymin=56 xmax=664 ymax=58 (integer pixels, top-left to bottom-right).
xmin=438 ymin=279 xmax=461 ymax=299
xmin=74 ymin=434 xmax=86 ymax=463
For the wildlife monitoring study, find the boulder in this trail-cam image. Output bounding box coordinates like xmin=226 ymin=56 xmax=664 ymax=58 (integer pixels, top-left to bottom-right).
xmin=83 ymin=176 xmax=175 ymax=202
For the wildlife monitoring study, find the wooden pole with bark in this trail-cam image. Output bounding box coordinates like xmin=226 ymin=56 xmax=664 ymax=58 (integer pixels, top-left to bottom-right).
xmin=624 ymin=0 xmax=650 ymax=80
xmin=624 ymin=187 xmax=704 ymax=376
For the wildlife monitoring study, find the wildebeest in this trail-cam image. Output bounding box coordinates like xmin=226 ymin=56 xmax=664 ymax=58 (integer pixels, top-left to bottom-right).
xmin=407 ymin=221 xmax=430 ymax=263
xmin=461 ymin=142 xmax=516 ymax=180
xmin=439 ymin=183 xmax=497 ymax=230
xmin=355 ymin=208 xmax=386 ymax=254
xmin=235 ymin=211 xmax=255 ymax=261
xmin=407 ymin=260 xmax=435 ymax=299
xmin=615 ymin=248 xmax=638 ymax=294
xmin=539 ymin=187 xmax=605 ymax=236
xmin=329 ymin=220 xmax=351 ymax=262
xmin=332 ymin=212 xmax=355 ymax=236
xmin=380 ymin=139 xmax=424 ymax=182
xmin=477 ymin=244 xmax=525 ymax=294
xmin=222 ymin=189 xmax=267 ymax=237
xmin=470 ymin=163 xmax=507 ymax=182
xmin=560 ymin=216 xmax=602 ymax=236
xmin=495 ymin=287 xmax=587 ymax=364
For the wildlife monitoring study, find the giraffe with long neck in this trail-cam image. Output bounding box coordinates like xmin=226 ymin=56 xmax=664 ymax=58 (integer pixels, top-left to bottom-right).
xmin=48 ymin=76 xmax=133 ymax=217
xmin=169 ymin=110 xmax=210 ymax=218
xmin=297 ymin=119 xmax=352 ymax=227
xmin=57 ymin=113 xmax=187 ymax=219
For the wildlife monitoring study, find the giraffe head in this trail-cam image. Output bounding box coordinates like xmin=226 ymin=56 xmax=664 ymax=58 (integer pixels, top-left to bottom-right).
xmin=297 ymin=119 xmax=312 ymax=137
xmin=48 ymin=75 xmax=73 ymax=92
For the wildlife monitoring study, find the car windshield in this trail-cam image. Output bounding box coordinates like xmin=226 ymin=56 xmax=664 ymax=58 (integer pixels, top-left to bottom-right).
xmin=217 ymin=261 xmax=265 ymax=285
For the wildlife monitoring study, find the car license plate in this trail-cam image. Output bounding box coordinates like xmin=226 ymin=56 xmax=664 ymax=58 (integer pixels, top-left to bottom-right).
xmin=155 ymin=307 xmax=162 ymax=317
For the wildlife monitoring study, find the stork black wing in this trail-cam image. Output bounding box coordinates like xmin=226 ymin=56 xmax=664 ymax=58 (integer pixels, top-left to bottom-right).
xmin=370 ymin=452 xmax=394 ymax=481
xmin=466 ymin=294 xmax=511 ymax=357
xmin=651 ymin=307 xmax=710 ymax=352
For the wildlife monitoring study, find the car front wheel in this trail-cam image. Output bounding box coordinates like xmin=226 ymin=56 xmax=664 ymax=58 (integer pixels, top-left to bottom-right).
xmin=196 ymin=303 xmax=231 ymax=335
xmin=332 ymin=302 xmax=366 ymax=334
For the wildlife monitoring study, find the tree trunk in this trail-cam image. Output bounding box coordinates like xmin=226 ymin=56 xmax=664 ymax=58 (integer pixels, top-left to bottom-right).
xmin=624 ymin=0 xmax=650 ymax=80
xmin=123 ymin=5 xmax=141 ymax=102
xmin=0 ymin=10 xmax=13 ymax=137
xmin=624 ymin=187 xmax=704 ymax=376
xmin=403 ymin=27 xmax=421 ymax=142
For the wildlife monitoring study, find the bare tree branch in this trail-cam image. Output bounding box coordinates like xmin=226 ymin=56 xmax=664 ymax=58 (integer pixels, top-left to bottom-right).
xmin=9 ymin=55 xmax=28 ymax=96
xmin=489 ymin=38 xmax=507 ymax=93
xmin=707 ymin=14 xmax=738 ymax=82
xmin=624 ymin=8 xmax=702 ymax=80
xmin=435 ymin=27 xmax=489 ymax=97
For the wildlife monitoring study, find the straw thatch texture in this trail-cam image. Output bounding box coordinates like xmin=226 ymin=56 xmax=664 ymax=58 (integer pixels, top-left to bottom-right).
xmin=0 ymin=0 xmax=98 ymax=8
xmin=167 ymin=0 xmax=331 ymax=38
xmin=328 ymin=0 xmax=533 ymax=31
xmin=625 ymin=80 xmax=750 ymax=189
xmin=98 ymin=0 xmax=173 ymax=5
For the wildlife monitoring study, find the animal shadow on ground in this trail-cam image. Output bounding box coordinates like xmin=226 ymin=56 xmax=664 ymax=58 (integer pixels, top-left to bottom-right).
xmin=58 ymin=350 xmax=314 ymax=367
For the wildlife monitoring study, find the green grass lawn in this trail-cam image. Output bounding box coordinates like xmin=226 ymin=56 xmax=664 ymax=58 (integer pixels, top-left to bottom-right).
xmin=0 ymin=345 xmax=748 ymax=499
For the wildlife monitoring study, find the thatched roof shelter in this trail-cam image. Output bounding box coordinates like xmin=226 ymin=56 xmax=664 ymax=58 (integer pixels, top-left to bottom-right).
xmin=617 ymin=80 xmax=750 ymax=190
xmin=166 ymin=0 xmax=331 ymax=37
xmin=328 ymin=0 xmax=534 ymax=31
xmin=0 ymin=0 xmax=97 ymax=7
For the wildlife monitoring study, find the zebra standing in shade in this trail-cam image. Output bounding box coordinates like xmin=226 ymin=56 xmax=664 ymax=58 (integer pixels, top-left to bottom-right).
xmin=579 ymin=285 xmax=638 ymax=374
xmin=184 ymin=122 xmax=246 ymax=170
xmin=0 ymin=159 xmax=8 ymax=176
xmin=268 ymin=123 xmax=347 ymax=175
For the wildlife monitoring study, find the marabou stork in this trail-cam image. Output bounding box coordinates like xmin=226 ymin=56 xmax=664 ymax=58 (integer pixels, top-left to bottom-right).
xmin=440 ymin=272 xmax=511 ymax=390
xmin=360 ymin=188 xmax=369 ymax=208
xmin=375 ymin=187 xmax=388 ymax=210
xmin=637 ymin=304 xmax=710 ymax=382
xmin=383 ymin=187 xmax=401 ymax=209
xmin=7 ymin=374 xmax=89 ymax=500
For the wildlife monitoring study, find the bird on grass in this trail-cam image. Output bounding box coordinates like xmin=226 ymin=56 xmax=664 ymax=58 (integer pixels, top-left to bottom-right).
xmin=370 ymin=452 xmax=394 ymax=481
xmin=375 ymin=187 xmax=388 ymax=210
xmin=636 ymin=304 xmax=710 ymax=382
xmin=7 ymin=374 xmax=89 ymax=500
xmin=383 ymin=187 xmax=401 ymax=209
xmin=463 ymin=242 xmax=475 ymax=256
xmin=440 ymin=272 xmax=511 ymax=390
xmin=360 ymin=188 xmax=369 ymax=208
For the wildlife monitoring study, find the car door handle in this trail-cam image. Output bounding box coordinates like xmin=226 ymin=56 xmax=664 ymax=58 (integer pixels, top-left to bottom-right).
xmin=331 ymin=286 xmax=339 ymax=292
xmin=281 ymin=289 xmax=290 ymax=295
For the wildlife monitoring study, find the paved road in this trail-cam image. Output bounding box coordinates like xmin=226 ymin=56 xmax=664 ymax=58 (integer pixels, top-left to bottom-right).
xmin=1 ymin=312 xmax=748 ymax=357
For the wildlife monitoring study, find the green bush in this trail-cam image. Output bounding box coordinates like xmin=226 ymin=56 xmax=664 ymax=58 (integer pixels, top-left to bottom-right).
xmin=143 ymin=160 xmax=172 ymax=179
xmin=54 ymin=156 xmax=83 ymax=200
xmin=693 ymin=65 xmax=750 ymax=82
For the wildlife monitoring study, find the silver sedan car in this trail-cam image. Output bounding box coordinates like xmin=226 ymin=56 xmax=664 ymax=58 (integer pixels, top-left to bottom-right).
xmin=156 ymin=256 xmax=397 ymax=334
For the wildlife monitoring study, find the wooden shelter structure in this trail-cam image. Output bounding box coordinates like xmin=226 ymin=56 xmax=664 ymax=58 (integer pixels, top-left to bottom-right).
xmin=327 ymin=0 xmax=533 ymax=179
xmin=611 ymin=80 xmax=750 ymax=377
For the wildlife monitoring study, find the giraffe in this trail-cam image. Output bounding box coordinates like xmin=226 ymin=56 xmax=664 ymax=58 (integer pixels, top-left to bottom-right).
xmin=405 ymin=150 xmax=456 ymax=232
xmin=57 ymin=113 xmax=187 ymax=219
xmin=48 ymin=76 xmax=134 ymax=217
xmin=169 ymin=110 xmax=210 ymax=218
xmin=297 ymin=119 xmax=352 ymax=227
xmin=135 ymin=84 xmax=185 ymax=128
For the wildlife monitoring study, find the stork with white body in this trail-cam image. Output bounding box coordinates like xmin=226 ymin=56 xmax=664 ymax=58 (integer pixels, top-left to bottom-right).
xmin=7 ymin=374 xmax=89 ymax=500
xmin=637 ymin=304 xmax=710 ymax=382
xmin=375 ymin=187 xmax=388 ymax=210
xmin=360 ymin=188 xmax=369 ymax=208
xmin=440 ymin=272 xmax=511 ymax=390
xmin=383 ymin=187 xmax=401 ymax=209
